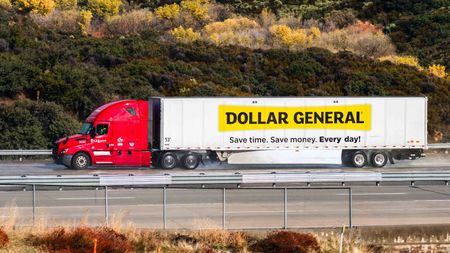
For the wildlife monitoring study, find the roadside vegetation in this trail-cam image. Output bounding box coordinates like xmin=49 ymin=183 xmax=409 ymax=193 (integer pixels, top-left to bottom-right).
xmin=1 ymin=204 xmax=450 ymax=252
xmin=1 ymin=224 xmax=450 ymax=252
xmin=0 ymin=0 xmax=449 ymax=148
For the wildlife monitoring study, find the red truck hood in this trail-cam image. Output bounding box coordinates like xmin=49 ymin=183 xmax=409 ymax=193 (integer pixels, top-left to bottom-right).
xmin=55 ymin=134 xmax=86 ymax=145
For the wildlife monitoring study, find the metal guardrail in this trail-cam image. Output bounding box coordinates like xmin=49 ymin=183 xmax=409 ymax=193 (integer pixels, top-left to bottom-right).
xmin=0 ymin=175 xmax=100 ymax=186
xmin=428 ymin=143 xmax=450 ymax=149
xmin=0 ymin=150 xmax=52 ymax=155
xmin=1 ymin=172 xmax=450 ymax=186
xmin=0 ymin=185 xmax=354 ymax=229
xmin=0 ymin=143 xmax=448 ymax=156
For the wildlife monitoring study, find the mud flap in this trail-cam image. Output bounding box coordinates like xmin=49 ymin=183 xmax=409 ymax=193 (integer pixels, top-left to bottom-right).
xmin=388 ymin=152 xmax=395 ymax=164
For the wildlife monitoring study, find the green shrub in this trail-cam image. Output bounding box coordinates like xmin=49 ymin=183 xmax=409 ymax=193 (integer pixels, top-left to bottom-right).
xmin=0 ymin=101 xmax=80 ymax=149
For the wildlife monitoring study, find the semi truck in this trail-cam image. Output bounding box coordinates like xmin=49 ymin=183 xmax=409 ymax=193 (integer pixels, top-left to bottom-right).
xmin=52 ymin=97 xmax=427 ymax=169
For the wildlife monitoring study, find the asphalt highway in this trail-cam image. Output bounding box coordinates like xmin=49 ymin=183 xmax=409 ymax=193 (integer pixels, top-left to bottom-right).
xmin=0 ymin=152 xmax=448 ymax=176
xmin=1 ymin=185 xmax=450 ymax=229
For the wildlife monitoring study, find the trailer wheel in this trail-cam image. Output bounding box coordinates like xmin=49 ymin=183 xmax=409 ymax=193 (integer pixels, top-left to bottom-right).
xmin=351 ymin=151 xmax=367 ymax=168
xmin=370 ymin=152 xmax=387 ymax=168
xmin=161 ymin=152 xmax=177 ymax=169
xmin=181 ymin=153 xmax=200 ymax=170
xmin=71 ymin=152 xmax=91 ymax=170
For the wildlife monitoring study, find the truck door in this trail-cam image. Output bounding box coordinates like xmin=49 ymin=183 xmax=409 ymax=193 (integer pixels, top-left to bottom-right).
xmin=91 ymin=122 xmax=114 ymax=166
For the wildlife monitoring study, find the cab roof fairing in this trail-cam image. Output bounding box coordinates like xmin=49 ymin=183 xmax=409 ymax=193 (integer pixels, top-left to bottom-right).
xmin=85 ymin=100 xmax=141 ymax=123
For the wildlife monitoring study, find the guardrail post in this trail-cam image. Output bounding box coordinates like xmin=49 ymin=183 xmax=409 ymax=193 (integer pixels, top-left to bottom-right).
xmin=222 ymin=188 xmax=226 ymax=229
xmin=32 ymin=184 xmax=36 ymax=225
xmin=163 ymin=187 xmax=167 ymax=229
xmin=284 ymin=188 xmax=287 ymax=229
xmin=348 ymin=187 xmax=352 ymax=229
xmin=104 ymin=186 xmax=109 ymax=226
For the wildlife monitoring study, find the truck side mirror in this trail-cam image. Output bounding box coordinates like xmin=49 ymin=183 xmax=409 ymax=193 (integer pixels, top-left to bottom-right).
xmin=90 ymin=127 xmax=96 ymax=138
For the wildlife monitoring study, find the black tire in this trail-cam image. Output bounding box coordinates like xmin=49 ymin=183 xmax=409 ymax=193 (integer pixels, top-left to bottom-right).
xmin=370 ymin=152 xmax=387 ymax=168
xmin=341 ymin=150 xmax=353 ymax=167
xmin=160 ymin=152 xmax=177 ymax=169
xmin=351 ymin=151 xmax=367 ymax=168
xmin=71 ymin=152 xmax=91 ymax=170
xmin=181 ymin=153 xmax=200 ymax=170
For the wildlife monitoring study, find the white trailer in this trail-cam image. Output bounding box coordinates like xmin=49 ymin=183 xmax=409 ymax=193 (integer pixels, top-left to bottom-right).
xmin=151 ymin=97 xmax=427 ymax=169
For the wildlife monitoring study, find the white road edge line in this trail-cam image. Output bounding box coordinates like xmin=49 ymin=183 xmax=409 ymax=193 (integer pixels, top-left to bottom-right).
xmin=335 ymin=193 xmax=407 ymax=196
xmin=56 ymin=197 xmax=136 ymax=200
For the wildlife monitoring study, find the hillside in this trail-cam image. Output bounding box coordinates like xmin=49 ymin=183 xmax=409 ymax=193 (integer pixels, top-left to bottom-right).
xmin=217 ymin=0 xmax=450 ymax=68
xmin=0 ymin=0 xmax=449 ymax=148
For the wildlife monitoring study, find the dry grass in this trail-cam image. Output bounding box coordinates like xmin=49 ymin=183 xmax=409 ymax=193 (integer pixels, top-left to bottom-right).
xmin=0 ymin=225 xmax=448 ymax=253
xmin=0 ymin=200 xmax=20 ymax=232
xmin=0 ymin=201 xmax=449 ymax=253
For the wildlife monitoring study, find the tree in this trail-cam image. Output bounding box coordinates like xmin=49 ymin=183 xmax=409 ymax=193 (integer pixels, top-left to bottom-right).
xmin=87 ymin=0 xmax=121 ymax=18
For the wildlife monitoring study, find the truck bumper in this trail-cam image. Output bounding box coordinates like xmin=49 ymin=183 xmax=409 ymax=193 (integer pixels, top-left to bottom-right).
xmin=51 ymin=145 xmax=62 ymax=164
xmin=62 ymin=154 xmax=73 ymax=168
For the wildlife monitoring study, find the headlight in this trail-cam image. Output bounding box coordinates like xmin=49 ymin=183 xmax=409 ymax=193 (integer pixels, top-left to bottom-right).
xmin=61 ymin=148 xmax=68 ymax=154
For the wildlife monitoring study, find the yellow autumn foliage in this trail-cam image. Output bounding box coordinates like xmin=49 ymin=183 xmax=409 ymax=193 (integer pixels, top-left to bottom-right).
xmin=54 ymin=0 xmax=76 ymax=10
xmin=427 ymin=64 xmax=447 ymax=78
xmin=378 ymin=55 xmax=422 ymax=70
xmin=310 ymin=26 xmax=321 ymax=39
xmin=155 ymin=3 xmax=180 ymax=20
xmin=87 ymin=0 xmax=121 ymax=18
xmin=79 ymin=10 xmax=92 ymax=35
xmin=14 ymin=0 xmax=55 ymax=15
xmin=181 ymin=0 xmax=209 ymax=20
xmin=170 ymin=26 xmax=200 ymax=43
xmin=203 ymin=17 xmax=262 ymax=48
xmin=0 ymin=0 xmax=12 ymax=10
xmin=269 ymin=24 xmax=316 ymax=49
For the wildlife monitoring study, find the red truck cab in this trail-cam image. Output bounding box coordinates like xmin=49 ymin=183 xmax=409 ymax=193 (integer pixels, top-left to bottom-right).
xmin=52 ymin=100 xmax=151 ymax=169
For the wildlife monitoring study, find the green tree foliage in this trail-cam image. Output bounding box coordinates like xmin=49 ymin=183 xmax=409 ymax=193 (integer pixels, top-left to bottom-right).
xmin=0 ymin=100 xmax=81 ymax=149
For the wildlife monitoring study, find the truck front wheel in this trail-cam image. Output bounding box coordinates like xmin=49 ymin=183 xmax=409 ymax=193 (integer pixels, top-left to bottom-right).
xmin=181 ymin=153 xmax=200 ymax=170
xmin=161 ymin=152 xmax=177 ymax=169
xmin=351 ymin=151 xmax=367 ymax=168
xmin=370 ymin=152 xmax=387 ymax=167
xmin=71 ymin=152 xmax=91 ymax=170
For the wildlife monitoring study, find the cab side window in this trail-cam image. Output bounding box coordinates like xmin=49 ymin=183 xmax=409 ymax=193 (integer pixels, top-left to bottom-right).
xmin=126 ymin=107 xmax=136 ymax=116
xmin=96 ymin=124 xmax=108 ymax=136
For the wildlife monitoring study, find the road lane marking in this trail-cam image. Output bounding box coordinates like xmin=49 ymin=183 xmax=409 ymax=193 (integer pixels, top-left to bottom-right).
xmin=56 ymin=197 xmax=136 ymax=200
xmin=336 ymin=193 xmax=407 ymax=196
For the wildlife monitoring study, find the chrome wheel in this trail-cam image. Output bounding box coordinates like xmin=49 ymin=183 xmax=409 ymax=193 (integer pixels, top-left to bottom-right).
xmin=76 ymin=156 xmax=87 ymax=167
xmin=351 ymin=151 xmax=367 ymax=168
xmin=371 ymin=152 xmax=387 ymax=167
xmin=182 ymin=154 xmax=199 ymax=170
xmin=71 ymin=153 xmax=90 ymax=170
xmin=161 ymin=153 xmax=177 ymax=169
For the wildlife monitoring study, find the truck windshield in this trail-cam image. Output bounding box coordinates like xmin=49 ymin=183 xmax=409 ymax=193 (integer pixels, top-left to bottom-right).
xmin=79 ymin=123 xmax=93 ymax=134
